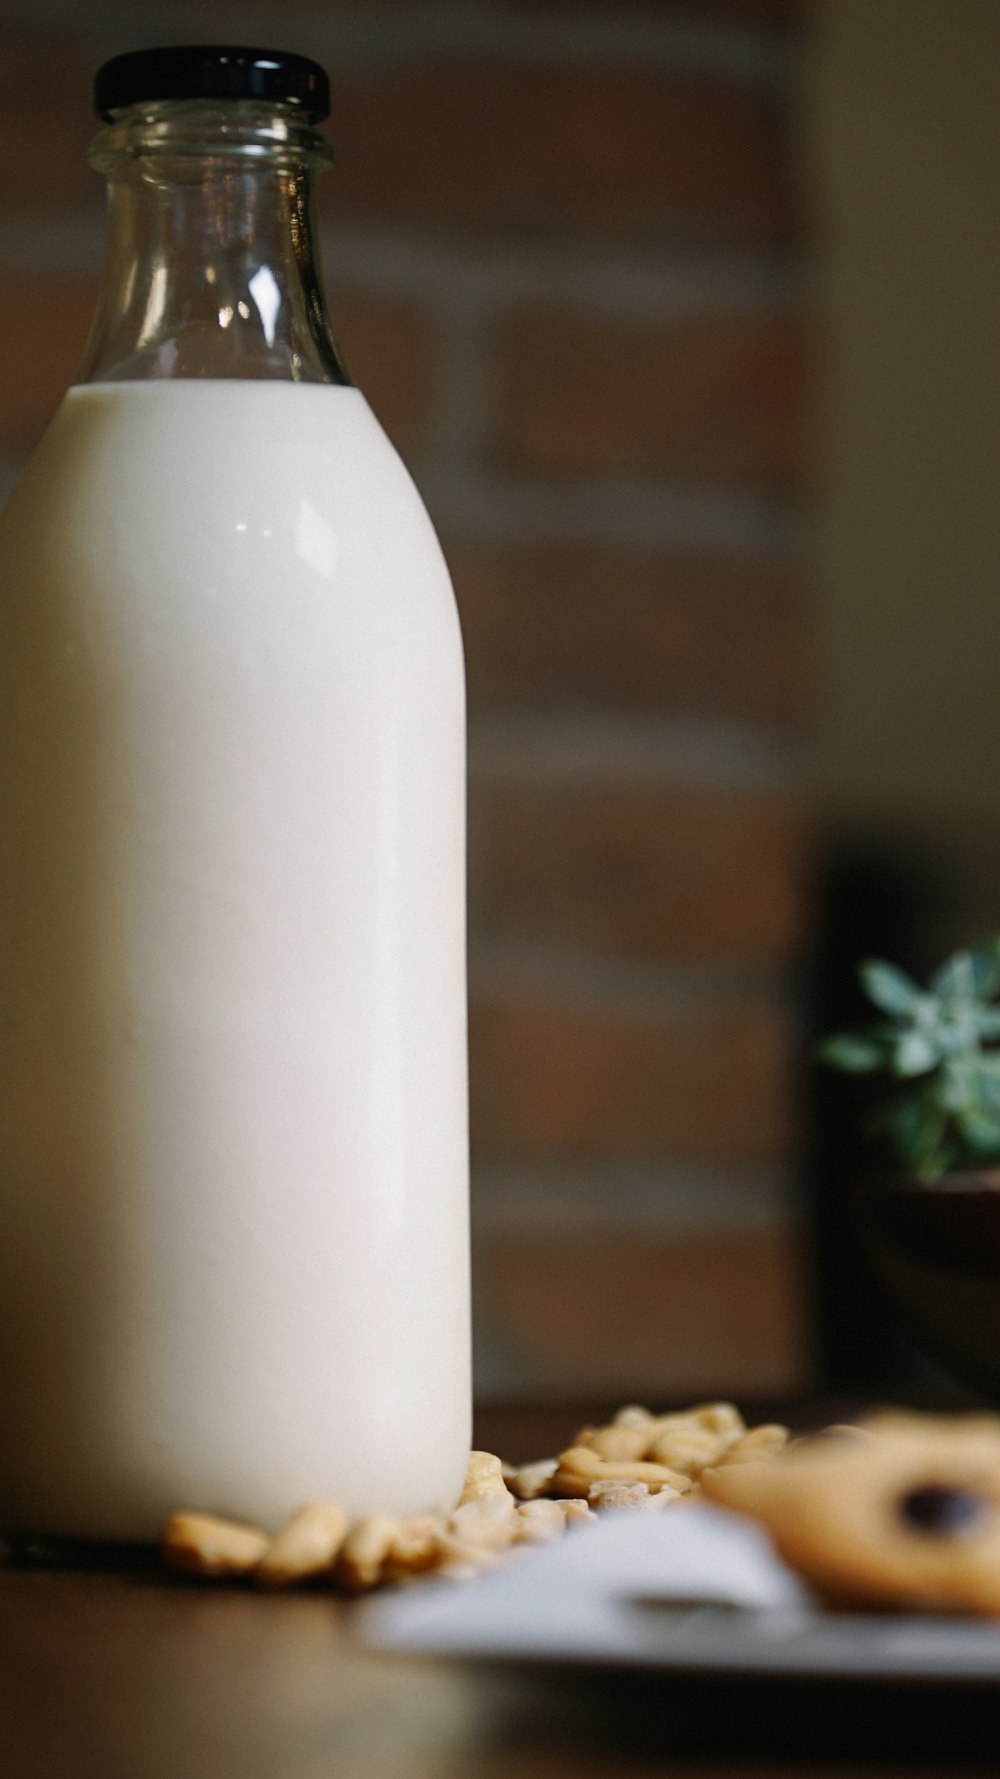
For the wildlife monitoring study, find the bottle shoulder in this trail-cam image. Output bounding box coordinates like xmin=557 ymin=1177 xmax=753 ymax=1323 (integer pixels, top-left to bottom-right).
xmin=0 ymin=380 xmax=462 ymax=664
xmin=4 ymin=382 xmax=438 ymax=543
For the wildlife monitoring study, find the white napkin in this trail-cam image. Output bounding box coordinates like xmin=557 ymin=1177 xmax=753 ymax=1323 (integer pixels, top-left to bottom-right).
xmin=358 ymin=1504 xmax=1000 ymax=1679
xmin=357 ymin=1503 xmax=810 ymax=1665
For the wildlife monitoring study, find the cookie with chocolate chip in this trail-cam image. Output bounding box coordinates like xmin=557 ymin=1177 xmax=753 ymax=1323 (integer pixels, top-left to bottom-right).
xmin=701 ymin=1410 xmax=1000 ymax=1615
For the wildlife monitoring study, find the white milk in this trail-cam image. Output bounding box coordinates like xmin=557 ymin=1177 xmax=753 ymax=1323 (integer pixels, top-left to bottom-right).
xmin=0 ymin=381 xmax=470 ymax=1538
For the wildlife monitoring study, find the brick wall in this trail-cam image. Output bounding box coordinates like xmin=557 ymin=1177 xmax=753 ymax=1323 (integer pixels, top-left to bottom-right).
xmin=0 ymin=0 xmax=811 ymax=1401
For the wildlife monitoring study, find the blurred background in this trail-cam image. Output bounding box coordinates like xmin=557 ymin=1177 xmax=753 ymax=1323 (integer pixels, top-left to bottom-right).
xmin=0 ymin=0 xmax=997 ymax=1406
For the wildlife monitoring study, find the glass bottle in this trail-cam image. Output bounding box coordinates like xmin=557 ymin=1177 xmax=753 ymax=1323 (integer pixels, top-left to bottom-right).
xmin=0 ymin=46 xmax=470 ymax=1539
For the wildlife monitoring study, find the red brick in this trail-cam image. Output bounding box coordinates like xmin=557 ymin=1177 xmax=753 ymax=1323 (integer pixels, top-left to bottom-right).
xmin=450 ymin=542 xmax=809 ymax=726
xmin=0 ymin=285 xmax=96 ymax=445
xmin=470 ymin=781 xmax=811 ymax=963
xmin=497 ymin=309 xmax=804 ymax=484
xmin=331 ymin=295 xmax=434 ymax=450
xmin=326 ymin=67 xmax=794 ymax=239
xmin=476 ymin=1226 xmax=807 ymax=1396
xmin=470 ymin=984 xmax=793 ymax=1164
xmin=0 ymin=43 xmax=95 ymax=212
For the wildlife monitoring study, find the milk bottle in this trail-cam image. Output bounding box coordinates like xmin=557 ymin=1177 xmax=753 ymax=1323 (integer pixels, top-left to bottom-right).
xmin=0 ymin=46 xmax=470 ymax=1538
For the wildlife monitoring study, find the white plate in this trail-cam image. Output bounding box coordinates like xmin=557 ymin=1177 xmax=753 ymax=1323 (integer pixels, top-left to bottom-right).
xmin=357 ymin=1502 xmax=1000 ymax=1683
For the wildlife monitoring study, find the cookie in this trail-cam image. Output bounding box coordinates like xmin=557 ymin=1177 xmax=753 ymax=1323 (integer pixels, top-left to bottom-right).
xmin=702 ymin=1410 xmax=1000 ymax=1615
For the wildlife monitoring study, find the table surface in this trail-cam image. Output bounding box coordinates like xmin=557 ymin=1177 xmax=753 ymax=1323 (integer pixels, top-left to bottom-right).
xmin=1 ymin=1403 xmax=996 ymax=1778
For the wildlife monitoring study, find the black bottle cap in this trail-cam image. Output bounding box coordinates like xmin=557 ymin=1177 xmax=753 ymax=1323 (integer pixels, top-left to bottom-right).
xmin=94 ymin=45 xmax=330 ymax=123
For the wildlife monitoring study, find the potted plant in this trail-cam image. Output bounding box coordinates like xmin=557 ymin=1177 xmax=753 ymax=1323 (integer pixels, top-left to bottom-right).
xmin=820 ymin=937 xmax=1000 ymax=1397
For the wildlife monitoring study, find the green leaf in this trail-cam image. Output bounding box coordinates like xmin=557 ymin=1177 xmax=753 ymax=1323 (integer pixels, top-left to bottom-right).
xmin=931 ymin=949 xmax=977 ymax=1001
xmin=975 ymin=1053 xmax=1000 ymax=1072
xmin=968 ymin=939 xmax=1000 ymax=1000
xmin=816 ymin=1033 xmax=887 ymax=1074
xmin=858 ymin=958 xmax=922 ymax=1018
xmin=884 ymin=1095 xmax=942 ymax=1172
xmin=957 ymin=1107 xmax=1000 ymax=1156
xmin=891 ymin=1031 xmax=940 ymax=1078
xmin=932 ymin=939 xmax=1000 ymax=1003
xmin=913 ymin=1142 xmax=956 ymax=1184
xmin=964 ymin=1053 xmax=1000 ymax=1094
xmin=939 ymin=1058 xmax=974 ymax=1112
xmin=976 ymin=1009 xmax=1000 ymax=1040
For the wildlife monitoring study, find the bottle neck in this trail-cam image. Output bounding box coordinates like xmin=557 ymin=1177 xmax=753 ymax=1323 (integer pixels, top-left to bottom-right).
xmin=77 ymin=99 xmax=349 ymax=385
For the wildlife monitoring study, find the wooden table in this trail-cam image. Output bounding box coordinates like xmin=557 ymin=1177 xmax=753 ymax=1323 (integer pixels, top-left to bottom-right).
xmin=0 ymin=1405 xmax=995 ymax=1777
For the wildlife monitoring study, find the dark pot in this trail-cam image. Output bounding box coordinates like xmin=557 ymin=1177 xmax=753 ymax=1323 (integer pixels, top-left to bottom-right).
xmin=856 ymin=1173 xmax=1000 ymax=1400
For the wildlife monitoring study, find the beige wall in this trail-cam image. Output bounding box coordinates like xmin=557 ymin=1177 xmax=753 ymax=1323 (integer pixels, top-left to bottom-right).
xmin=812 ymin=0 xmax=1000 ymax=828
